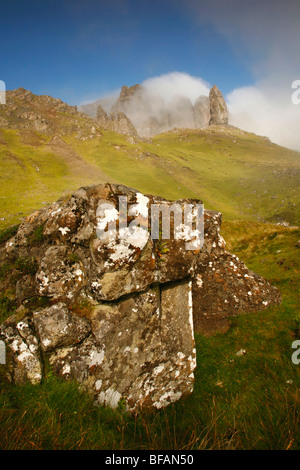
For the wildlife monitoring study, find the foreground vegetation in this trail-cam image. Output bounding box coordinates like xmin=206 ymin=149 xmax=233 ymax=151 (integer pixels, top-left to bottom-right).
xmin=0 ymin=220 xmax=299 ymax=450
xmin=0 ymin=122 xmax=299 ymax=449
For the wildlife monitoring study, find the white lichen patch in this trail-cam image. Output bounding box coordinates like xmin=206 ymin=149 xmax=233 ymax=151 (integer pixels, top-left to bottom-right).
xmin=59 ymin=227 xmax=70 ymax=236
xmin=90 ymin=349 xmax=105 ymax=367
xmin=153 ymin=389 xmax=183 ymax=409
xmin=188 ymin=280 xmax=194 ymax=335
xmin=188 ymin=354 xmax=197 ymax=370
xmin=98 ymin=387 xmax=121 ymax=409
xmin=175 ymin=223 xmax=200 ymax=244
xmin=95 ymin=379 xmax=102 ymax=391
xmin=196 ymin=274 xmax=203 ymax=288
xmin=218 ymin=234 xmax=226 ymax=247
xmin=51 ymin=207 xmax=62 ymax=217
xmin=42 ymin=338 xmax=51 ymax=348
xmin=62 ymin=363 xmax=71 ymax=375
xmin=91 ymin=281 xmax=101 ymax=290
xmin=177 ymin=351 xmax=185 ymax=360
xmin=6 ymin=333 xmax=42 ymax=384
xmin=153 ymin=364 xmax=165 ymax=376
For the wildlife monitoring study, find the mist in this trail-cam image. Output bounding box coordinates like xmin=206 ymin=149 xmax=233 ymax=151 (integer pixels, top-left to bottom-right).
xmin=107 ymin=72 xmax=212 ymax=137
xmin=226 ymin=82 xmax=300 ymax=151
xmin=78 ymin=1 xmax=300 ymax=149
xmin=80 ymin=68 xmax=300 ymax=150
xmin=180 ymin=0 xmax=300 ymax=151
xmin=142 ymin=72 xmax=210 ymax=105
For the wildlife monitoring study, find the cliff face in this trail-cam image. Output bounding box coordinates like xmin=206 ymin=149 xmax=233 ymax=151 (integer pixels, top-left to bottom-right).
xmin=0 ymin=183 xmax=280 ymax=412
xmin=80 ymin=84 xmax=229 ymax=137
xmin=95 ymin=104 xmax=138 ymax=137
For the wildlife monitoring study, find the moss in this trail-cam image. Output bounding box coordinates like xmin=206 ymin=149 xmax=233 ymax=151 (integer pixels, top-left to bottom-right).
xmin=14 ymin=257 xmax=38 ymax=276
xmin=67 ymin=252 xmax=80 ymax=265
xmin=27 ymin=224 xmax=45 ymax=245
xmin=0 ymin=294 xmax=16 ymax=324
xmin=69 ymin=297 xmax=94 ymax=318
xmin=24 ymin=296 xmax=52 ymax=311
xmin=0 ymin=224 xmax=19 ymax=245
xmin=0 ymin=262 xmax=13 ymax=280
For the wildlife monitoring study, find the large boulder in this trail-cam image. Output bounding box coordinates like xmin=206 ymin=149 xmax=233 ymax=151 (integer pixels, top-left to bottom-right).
xmin=0 ymin=183 xmax=280 ymax=411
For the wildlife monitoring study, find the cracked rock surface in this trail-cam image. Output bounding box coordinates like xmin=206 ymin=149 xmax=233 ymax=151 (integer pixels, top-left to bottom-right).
xmin=0 ymin=183 xmax=280 ymax=411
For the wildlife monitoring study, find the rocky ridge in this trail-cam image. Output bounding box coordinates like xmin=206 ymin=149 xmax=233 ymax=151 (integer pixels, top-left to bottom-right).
xmin=0 ymin=85 xmax=229 ymax=139
xmin=0 ymin=183 xmax=280 ymax=412
xmin=0 ymin=88 xmax=102 ymax=141
xmin=80 ymin=84 xmax=229 ymax=137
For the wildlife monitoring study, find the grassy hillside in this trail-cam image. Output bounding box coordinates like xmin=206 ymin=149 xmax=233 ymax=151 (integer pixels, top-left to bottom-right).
xmin=0 ymin=124 xmax=299 ymax=230
xmin=0 ymin=220 xmax=299 ymax=449
xmin=0 ymin=95 xmax=299 ymax=449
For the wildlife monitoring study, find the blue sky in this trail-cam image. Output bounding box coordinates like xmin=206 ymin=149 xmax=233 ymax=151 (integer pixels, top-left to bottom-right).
xmin=1 ymin=0 xmax=299 ymax=150
xmin=0 ymin=0 xmax=255 ymax=105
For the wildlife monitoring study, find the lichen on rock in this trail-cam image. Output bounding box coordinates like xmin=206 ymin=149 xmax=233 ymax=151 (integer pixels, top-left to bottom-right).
xmin=0 ymin=183 xmax=281 ymax=411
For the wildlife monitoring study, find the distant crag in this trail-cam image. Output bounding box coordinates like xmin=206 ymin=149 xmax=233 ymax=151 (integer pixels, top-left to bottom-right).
xmin=209 ymin=85 xmax=229 ymax=125
xmin=79 ymin=84 xmax=229 ymax=137
xmin=95 ymin=104 xmax=138 ymax=137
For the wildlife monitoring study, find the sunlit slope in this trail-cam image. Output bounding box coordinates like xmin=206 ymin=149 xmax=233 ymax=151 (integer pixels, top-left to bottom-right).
xmin=0 ymin=125 xmax=299 ymax=229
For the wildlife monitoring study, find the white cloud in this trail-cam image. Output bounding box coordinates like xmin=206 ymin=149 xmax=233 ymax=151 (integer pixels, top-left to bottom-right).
xmin=177 ymin=0 xmax=300 ymax=151
xmin=142 ymin=71 xmax=210 ymax=105
xmin=226 ymin=82 xmax=300 ymax=151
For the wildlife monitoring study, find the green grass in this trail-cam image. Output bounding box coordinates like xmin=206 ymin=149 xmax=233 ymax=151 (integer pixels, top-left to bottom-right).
xmin=0 ymin=126 xmax=299 ymax=229
xmin=0 ymin=221 xmax=299 ymax=450
xmin=0 ymin=123 xmax=299 ymax=449
xmin=0 ymin=129 xmax=102 ymax=228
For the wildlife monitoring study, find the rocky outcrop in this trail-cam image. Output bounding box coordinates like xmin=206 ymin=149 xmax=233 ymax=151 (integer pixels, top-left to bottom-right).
xmin=109 ymin=112 xmax=138 ymax=137
xmin=95 ymin=104 xmax=138 ymax=137
xmin=96 ymin=104 xmax=110 ymax=128
xmin=81 ymin=83 xmax=229 ymax=137
xmin=0 ymin=183 xmax=280 ymax=411
xmin=209 ymin=85 xmax=229 ymax=125
xmin=0 ymin=88 xmax=102 ymax=140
